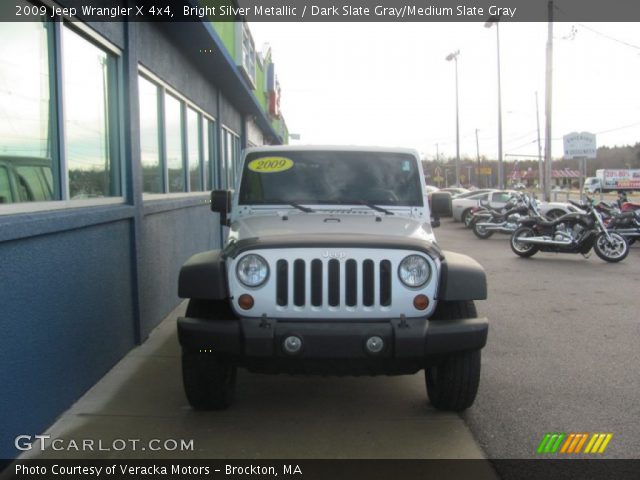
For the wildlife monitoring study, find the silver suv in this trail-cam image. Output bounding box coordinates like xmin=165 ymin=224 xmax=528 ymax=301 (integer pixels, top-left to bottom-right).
xmin=177 ymin=146 xmax=488 ymax=411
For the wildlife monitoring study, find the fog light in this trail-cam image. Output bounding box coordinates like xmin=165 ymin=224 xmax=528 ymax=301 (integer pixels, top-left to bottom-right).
xmin=283 ymin=336 xmax=302 ymax=355
xmin=413 ymin=295 xmax=429 ymax=310
xmin=238 ymin=294 xmax=254 ymax=310
xmin=365 ymin=336 xmax=384 ymax=354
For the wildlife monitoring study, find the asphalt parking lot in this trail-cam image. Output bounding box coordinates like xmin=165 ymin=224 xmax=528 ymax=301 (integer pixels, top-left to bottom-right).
xmin=438 ymin=218 xmax=640 ymax=460
xmin=12 ymin=218 xmax=639 ymax=472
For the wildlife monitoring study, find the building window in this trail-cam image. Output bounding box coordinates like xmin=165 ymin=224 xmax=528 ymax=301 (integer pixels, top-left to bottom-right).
xmin=236 ymin=23 xmax=256 ymax=87
xmin=203 ymin=118 xmax=213 ymax=190
xmin=0 ymin=6 xmax=122 ymax=207
xmin=187 ymin=107 xmax=202 ymax=191
xmin=0 ymin=19 xmax=55 ymax=203
xmin=138 ymin=75 xmax=162 ymax=193
xmin=164 ymin=93 xmax=184 ymax=193
xmin=63 ymin=25 xmax=119 ymax=199
xmin=138 ymin=70 xmax=216 ymax=196
xmin=222 ymin=127 xmax=240 ymax=189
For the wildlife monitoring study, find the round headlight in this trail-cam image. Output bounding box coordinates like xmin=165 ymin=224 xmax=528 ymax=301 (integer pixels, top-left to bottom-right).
xmin=236 ymin=254 xmax=269 ymax=287
xmin=398 ymin=255 xmax=431 ymax=288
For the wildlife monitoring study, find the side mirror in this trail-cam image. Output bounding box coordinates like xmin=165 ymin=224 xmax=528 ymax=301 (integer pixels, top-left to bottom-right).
xmin=211 ymin=190 xmax=231 ymax=226
xmin=430 ymin=192 xmax=452 ymax=217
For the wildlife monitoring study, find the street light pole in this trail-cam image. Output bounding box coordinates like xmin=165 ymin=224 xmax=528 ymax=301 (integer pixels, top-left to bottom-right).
xmin=445 ymin=50 xmax=461 ymax=187
xmin=535 ymin=92 xmax=544 ymax=193
xmin=485 ymin=16 xmax=504 ymax=190
xmin=475 ymin=128 xmax=480 ymax=187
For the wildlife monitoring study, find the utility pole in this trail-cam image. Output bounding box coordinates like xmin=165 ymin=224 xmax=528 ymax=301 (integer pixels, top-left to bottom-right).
xmin=535 ymin=92 xmax=543 ymax=193
xmin=544 ymin=1 xmax=554 ymax=201
xmin=485 ymin=16 xmax=503 ymax=189
xmin=446 ymin=50 xmax=461 ymax=187
xmin=435 ymin=143 xmax=439 ymax=162
xmin=475 ymin=129 xmax=481 ymax=187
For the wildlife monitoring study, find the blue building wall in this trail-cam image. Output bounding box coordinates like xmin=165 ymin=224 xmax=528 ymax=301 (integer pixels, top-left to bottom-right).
xmin=0 ymin=214 xmax=136 ymax=458
xmin=139 ymin=199 xmax=218 ymax=338
xmin=0 ymin=11 xmax=278 ymax=459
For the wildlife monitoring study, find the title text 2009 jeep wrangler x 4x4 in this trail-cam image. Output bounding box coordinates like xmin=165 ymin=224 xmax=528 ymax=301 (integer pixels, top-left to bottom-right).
xmin=177 ymin=146 xmax=488 ymax=411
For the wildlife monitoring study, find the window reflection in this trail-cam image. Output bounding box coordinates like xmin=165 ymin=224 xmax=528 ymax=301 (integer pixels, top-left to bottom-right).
xmin=165 ymin=93 xmax=184 ymax=192
xmin=223 ymin=129 xmax=239 ymax=189
xmin=0 ymin=20 xmax=55 ymax=203
xmin=0 ymin=166 xmax=11 ymax=203
xmin=63 ymin=25 xmax=116 ymax=199
xmin=187 ymin=107 xmax=201 ymax=191
xmin=138 ymin=76 xmax=162 ymax=193
xmin=203 ymin=118 xmax=213 ymax=190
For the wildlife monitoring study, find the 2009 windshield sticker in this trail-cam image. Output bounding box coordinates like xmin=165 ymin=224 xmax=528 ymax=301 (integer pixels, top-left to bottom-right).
xmin=248 ymin=157 xmax=294 ymax=173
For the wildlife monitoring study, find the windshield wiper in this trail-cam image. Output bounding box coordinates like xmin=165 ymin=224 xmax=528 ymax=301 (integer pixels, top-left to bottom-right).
xmin=349 ymin=200 xmax=395 ymax=215
xmin=288 ymin=202 xmax=315 ymax=213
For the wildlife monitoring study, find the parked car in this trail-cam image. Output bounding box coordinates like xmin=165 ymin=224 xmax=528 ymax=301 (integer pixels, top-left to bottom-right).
xmin=538 ymin=201 xmax=584 ymax=219
xmin=452 ymin=190 xmax=512 ymax=225
xmin=177 ymin=146 xmax=489 ymax=412
xmin=452 ymin=188 xmax=497 ymax=200
xmin=440 ymin=187 xmax=470 ymax=197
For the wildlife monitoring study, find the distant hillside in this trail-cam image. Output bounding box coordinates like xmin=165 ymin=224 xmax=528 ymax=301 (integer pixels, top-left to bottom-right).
xmin=422 ymin=143 xmax=640 ymax=186
xmin=554 ymin=143 xmax=640 ymax=172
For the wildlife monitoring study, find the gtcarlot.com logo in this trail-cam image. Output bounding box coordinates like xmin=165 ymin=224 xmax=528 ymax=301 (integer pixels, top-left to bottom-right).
xmin=537 ymin=432 xmax=613 ymax=455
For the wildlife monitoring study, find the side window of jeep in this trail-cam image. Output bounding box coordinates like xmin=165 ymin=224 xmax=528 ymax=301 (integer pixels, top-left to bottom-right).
xmin=0 ymin=166 xmax=12 ymax=203
xmin=15 ymin=166 xmax=54 ymax=202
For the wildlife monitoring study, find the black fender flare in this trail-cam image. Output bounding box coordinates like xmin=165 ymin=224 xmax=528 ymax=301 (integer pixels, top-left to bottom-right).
xmin=438 ymin=250 xmax=487 ymax=301
xmin=178 ymin=250 xmax=228 ymax=300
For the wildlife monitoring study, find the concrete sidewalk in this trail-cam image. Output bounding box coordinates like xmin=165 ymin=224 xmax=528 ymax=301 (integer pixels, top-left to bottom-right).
xmin=17 ymin=302 xmax=492 ymax=462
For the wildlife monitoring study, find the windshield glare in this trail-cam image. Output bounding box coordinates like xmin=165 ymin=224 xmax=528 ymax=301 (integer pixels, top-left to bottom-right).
xmin=238 ymin=151 xmax=423 ymax=207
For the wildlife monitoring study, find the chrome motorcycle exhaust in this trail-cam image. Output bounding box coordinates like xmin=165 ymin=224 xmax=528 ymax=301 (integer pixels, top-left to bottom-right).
xmin=515 ymin=236 xmax=573 ymax=246
xmin=611 ymin=229 xmax=640 ymax=237
xmin=476 ymin=222 xmax=516 ymax=233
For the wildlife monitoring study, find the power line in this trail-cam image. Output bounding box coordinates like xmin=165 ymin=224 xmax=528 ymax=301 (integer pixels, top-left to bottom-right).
xmin=593 ymin=121 xmax=640 ymax=136
xmin=575 ymin=23 xmax=640 ymax=52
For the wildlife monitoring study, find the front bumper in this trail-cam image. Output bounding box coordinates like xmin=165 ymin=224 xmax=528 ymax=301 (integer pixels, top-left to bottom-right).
xmin=177 ymin=315 xmax=488 ymax=374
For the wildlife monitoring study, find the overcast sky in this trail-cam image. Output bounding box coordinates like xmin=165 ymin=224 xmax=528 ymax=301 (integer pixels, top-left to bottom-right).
xmin=249 ymin=21 xmax=640 ymax=161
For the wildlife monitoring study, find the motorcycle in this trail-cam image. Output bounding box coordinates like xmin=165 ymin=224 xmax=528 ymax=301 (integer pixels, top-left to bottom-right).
xmin=593 ymin=200 xmax=639 ymax=245
xmin=471 ymin=193 xmax=531 ymax=239
xmin=510 ymin=199 xmax=629 ymax=263
xmin=605 ymin=207 xmax=640 ymax=246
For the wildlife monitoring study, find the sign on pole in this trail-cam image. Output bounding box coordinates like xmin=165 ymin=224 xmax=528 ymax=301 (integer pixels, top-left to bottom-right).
xmin=563 ymin=131 xmax=596 ymax=200
xmin=563 ymin=132 xmax=597 ymax=159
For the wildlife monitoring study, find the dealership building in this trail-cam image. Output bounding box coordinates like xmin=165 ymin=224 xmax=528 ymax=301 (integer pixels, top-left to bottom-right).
xmin=0 ymin=2 xmax=287 ymax=459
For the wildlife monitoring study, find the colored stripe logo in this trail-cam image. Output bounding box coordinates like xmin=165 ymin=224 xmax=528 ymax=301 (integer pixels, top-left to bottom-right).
xmin=537 ymin=433 xmax=613 ymax=454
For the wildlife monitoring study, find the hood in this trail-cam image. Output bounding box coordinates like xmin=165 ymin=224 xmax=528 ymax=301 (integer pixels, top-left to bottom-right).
xmin=228 ymin=212 xmax=435 ymax=244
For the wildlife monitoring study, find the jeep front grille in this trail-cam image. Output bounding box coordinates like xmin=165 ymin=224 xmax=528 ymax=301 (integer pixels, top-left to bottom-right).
xmin=275 ymin=258 xmax=393 ymax=308
xmin=228 ymin=248 xmax=439 ymax=319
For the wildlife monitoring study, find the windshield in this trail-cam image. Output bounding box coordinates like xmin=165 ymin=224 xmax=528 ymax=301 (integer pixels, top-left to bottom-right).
xmin=238 ymin=151 xmax=423 ymax=207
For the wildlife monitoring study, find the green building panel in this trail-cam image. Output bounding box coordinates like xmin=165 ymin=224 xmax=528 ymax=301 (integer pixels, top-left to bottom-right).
xmin=211 ymin=20 xmax=288 ymax=143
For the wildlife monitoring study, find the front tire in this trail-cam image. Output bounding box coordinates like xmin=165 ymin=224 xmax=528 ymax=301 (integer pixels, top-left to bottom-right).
xmin=511 ymin=226 xmax=539 ymax=257
xmin=182 ymin=349 xmax=237 ymax=410
xmin=472 ymin=221 xmax=494 ymax=239
xmin=182 ymin=299 xmax=237 ymax=410
xmin=462 ymin=209 xmax=474 ymax=228
xmin=593 ymin=232 xmax=629 ymax=263
xmin=426 ymin=301 xmax=481 ymax=412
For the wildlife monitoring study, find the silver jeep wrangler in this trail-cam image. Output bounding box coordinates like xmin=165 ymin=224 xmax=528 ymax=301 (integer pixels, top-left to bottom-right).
xmin=178 ymin=146 xmax=488 ymax=411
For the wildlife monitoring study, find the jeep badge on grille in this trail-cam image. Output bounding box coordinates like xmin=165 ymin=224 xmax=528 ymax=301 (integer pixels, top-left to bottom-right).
xmin=322 ymin=250 xmax=347 ymax=259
